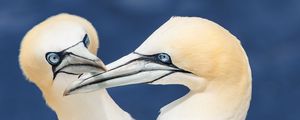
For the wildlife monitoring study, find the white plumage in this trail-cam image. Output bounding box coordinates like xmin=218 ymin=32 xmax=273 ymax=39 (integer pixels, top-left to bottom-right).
xmin=19 ymin=13 xmax=133 ymax=120
xmin=66 ymin=16 xmax=252 ymax=120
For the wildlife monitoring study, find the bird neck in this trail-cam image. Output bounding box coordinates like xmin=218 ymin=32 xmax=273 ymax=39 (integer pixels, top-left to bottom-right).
xmin=41 ymin=75 xmax=132 ymax=120
xmin=158 ymin=76 xmax=251 ymax=120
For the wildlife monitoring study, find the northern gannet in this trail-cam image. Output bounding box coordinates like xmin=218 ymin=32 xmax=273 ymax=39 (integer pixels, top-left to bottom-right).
xmin=65 ymin=17 xmax=252 ymax=120
xmin=19 ymin=13 xmax=132 ymax=120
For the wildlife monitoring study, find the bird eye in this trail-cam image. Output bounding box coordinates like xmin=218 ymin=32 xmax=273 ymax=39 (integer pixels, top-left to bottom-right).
xmin=46 ymin=52 xmax=61 ymax=65
xmin=157 ymin=53 xmax=171 ymax=64
xmin=83 ymin=34 xmax=90 ymax=48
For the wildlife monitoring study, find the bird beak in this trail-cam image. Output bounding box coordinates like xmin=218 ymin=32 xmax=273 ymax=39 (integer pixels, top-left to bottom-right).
xmin=64 ymin=52 xmax=190 ymax=95
xmin=52 ymin=44 xmax=107 ymax=80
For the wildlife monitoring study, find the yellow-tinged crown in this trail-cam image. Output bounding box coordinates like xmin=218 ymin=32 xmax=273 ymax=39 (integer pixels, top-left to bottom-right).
xmin=137 ymin=16 xmax=251 ymax=83
xmin=19 ymin=13 xmax=99 ymax=89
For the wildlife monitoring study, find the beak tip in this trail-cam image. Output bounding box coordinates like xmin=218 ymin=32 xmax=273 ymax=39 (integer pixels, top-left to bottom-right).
xmin=95 ymin=59 xmax=107 ymax=72
xmin=64 ymin=77 xmax=89 ymax=96
xmin=100 ymin=66 xmax=108 ymax=72
xmin=63 ymin=90 xmax=70 ymax=96
xmin=103 ymin=68 xmax=108 ymax=72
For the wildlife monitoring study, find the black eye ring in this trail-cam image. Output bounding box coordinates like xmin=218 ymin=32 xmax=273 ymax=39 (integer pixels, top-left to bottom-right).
xmin=157 ymin=53 xmax=171 ymax=64
xmin=83 ymin=34 xmax=90 ymax=48
xmin=46 ymin=52 xmax=61 ymax=66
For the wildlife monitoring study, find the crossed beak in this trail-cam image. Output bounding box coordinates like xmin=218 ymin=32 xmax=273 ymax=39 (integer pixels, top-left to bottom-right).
xmin=64 ymin=52 xmax=190 ymax=95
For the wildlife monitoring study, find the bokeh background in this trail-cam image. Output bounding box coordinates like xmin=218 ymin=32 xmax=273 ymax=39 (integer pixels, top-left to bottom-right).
xmin=0 ymin=0 xmax=299 ymax=120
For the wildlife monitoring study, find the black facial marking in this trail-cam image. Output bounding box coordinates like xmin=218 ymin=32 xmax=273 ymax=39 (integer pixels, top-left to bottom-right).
xmin=83 ymin=34 xmax=90 ymax=48
xmin=132 ymin=52 xmax=178 ymax=68
xmin=45 ymin=34 xmax=93 ymax=80
xmin=59 ymin=71 xmax=80 ymax=75
xmin=79 ymin=52 xmax=191 ymax=84
xmin=146 ymin=71 xmax=176 ymax=84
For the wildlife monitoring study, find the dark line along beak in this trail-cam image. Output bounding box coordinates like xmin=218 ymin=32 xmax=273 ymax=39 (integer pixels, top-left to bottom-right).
xmin=51 ymin=43 xmax=107 ymax=80
xmin=64 ymin=52 xmax=190 ymax=96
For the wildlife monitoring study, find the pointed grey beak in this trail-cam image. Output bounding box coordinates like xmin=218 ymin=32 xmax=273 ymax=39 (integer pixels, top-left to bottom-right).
xmin=52 ymin=43 xmax=107 ymax=80
xmin=64 ymin=52 xmax=190 ymax=95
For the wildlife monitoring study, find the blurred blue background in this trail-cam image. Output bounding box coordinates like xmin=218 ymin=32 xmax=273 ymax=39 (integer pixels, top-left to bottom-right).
xmin=0 ymin=0 xmax=299 ymax=120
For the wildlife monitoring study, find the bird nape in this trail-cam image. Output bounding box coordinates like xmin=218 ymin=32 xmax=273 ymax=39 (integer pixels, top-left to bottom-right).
xmin=66 ymin=17 xmax=252 ymax=120
xmin=19 ymin=13 xmax=133 ymax=120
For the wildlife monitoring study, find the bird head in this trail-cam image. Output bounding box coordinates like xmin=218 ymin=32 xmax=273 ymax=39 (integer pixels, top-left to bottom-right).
xmin=19 ymin=13 xmax=106 ymax=94
xmin=65 ymin=17 xmax=251 ymax=95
